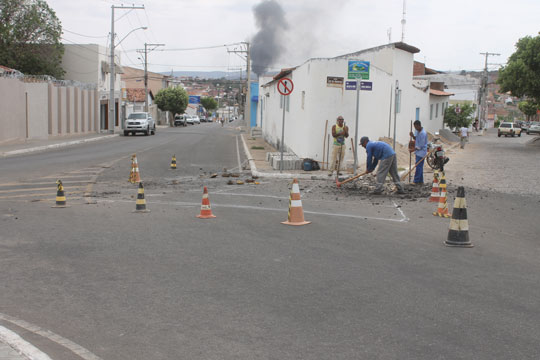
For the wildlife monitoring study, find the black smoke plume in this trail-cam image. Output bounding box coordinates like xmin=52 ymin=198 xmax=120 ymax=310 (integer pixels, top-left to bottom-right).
xmin=251 ymin=0 xmax=288 ymax=76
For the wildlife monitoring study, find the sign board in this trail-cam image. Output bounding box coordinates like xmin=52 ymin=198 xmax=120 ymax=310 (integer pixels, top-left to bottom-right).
xmin=345 ymin=81 xmax=357 ymax=90
xmin=348 ymin=60 xmax=370 ymax=80
xmin=277 ymin=78 xmax=294 ymax=96
xmin=188 ymin=95 xmax=201 ymax=104
xmin=345 ymin=81 xmax=372 ymax=91
xmin=360 ymin=81 xmax=373 ymax=91
xmin=327 ymin=76 xmax=344 ymax=88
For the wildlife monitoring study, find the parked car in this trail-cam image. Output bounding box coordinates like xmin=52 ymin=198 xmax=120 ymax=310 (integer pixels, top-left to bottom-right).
xmin=125 ymin=112 xmax=155 ymax=136
xmin=200 ymin=115 xmax=207 ymax=123
xmin=497 ymin=122 xmax=521 ymax=137
xmin=174 ymin=114 xmax=186 ymax=127
xmin=521 ymin=121 xmax=530 ymax=132
xmin=192 ymin=115 xmax=200 ymax=124
xmin=185 ymin=115 xmax=194 ymax=125
xmin=527 ymin=122 xmax=540 ymax=135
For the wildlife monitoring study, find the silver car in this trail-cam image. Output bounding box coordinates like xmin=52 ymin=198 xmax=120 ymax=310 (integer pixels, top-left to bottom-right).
xmin=124 ymin=112 xmax=156 ymax=136
xmin=527 ymin=122 xmax=540 ymax=135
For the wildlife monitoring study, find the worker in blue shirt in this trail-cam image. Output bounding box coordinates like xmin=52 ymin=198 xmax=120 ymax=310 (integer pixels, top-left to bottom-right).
xmin=409 ymin=120 xmax=428 ymax=184
xmin=360 ymin=136 xmax=405 ymax=195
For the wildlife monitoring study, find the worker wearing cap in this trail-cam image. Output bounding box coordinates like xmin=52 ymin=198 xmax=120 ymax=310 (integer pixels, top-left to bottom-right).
xmin=360 ymin=136 xmax=405 ymax=195
xmin=328 ymin=116 xmax=349 ymax=176
xmin=409 ymin=120 xmax=428 ymax=184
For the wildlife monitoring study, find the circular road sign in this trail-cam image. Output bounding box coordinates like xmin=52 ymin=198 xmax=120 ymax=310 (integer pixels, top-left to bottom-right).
xmin=277 ymin=78 xmax=294 ymax=96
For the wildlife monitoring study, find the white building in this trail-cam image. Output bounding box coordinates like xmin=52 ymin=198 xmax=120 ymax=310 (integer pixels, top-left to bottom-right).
xmin=62 ymin=44 xmax=123 ymax=132
xmin=257 ymin=42 xmax=452 ymax=168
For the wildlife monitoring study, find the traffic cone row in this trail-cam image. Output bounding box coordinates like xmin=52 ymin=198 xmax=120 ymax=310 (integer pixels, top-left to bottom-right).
xmin=433 ymin=172 xmax=450 ymax=218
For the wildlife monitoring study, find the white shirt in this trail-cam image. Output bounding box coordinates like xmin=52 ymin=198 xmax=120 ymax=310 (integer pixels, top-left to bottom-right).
xmin=460 ymin=127 xmax=468 ymax=137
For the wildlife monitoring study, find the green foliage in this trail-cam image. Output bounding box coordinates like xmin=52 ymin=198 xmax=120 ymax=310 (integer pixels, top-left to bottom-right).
xmin=494 ymin=119 xmax=501 ymax=128
xmin=200 ymin=96 xmax=218 ymax=111
xmin=0 ymin=0 xmax=64 ymax=78
xmin=497 ymin=35 xmax=540 ymax=103
xmin=444 ymin=104 xmax=474 ymax=130
xmin=154 ymin=87 xmax=189 ymax=116
xmin=518 ymin=101 xmax=538 ymax=121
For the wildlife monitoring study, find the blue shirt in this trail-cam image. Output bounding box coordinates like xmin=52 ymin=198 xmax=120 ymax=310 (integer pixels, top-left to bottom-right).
xmin=414 ymin=128 xmax=428 ymax=157
xmin=365 ymin=141 xmax=395 ymax=171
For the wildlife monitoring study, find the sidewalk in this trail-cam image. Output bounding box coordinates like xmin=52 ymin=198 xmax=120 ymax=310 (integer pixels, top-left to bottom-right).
xmin=0 ymin=133 xmax=120 ymax=158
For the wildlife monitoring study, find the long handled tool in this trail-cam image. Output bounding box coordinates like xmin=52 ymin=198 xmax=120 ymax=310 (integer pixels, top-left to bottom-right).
xmin=400 ymin=150 xmax=432 ymax=181
xmin=336 ymin=170 xmax=369 ymax=188
xmin=335 ymin=144 xmax=344 ymax=181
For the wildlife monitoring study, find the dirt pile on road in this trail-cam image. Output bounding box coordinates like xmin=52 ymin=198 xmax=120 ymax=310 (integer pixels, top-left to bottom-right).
xmin=525 ymin=136 xmax=540 ymax=147
xmin=378 ymin=137 xmax=411 ymax=168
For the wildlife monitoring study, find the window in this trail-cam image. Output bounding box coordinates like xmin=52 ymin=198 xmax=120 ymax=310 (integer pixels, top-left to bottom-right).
xmin=430 ymin=104 xmax=433 ymax=120
xmin=415 ymin=107 xmax=420 ymax=121
xmin=436 ymin=103 xmax=439 ymax=117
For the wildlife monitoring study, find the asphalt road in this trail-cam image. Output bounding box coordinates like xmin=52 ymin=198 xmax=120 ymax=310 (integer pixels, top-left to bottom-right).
xmin=0 ymin=124 xmax=539 ymax=360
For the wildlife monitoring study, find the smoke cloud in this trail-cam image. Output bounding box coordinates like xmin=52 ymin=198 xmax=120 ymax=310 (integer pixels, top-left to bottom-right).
xmin=251 ymin=0 xmax=289 ymax=76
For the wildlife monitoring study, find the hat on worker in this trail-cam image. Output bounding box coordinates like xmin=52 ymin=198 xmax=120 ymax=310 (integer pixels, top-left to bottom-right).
xmin=360 ymin=136 xmax=369 ymax=145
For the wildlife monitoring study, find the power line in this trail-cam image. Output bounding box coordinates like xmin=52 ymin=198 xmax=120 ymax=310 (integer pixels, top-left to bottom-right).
xmin=63 ymin=29 xmax=107 ymax=39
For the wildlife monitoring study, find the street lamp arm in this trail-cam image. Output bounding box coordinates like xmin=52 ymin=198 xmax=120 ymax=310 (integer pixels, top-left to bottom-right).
xmin=115 ymin=26 xmax=147 ymax=48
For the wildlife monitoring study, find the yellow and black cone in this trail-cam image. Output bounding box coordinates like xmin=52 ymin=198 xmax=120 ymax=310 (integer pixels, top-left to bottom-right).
xmin=52 ymin=179 xmax=70 ymax=208
xmin=445 ymin=186 xmax=473 ymax=247
xmin=170 ymin=155 xmax=177 ymax=169
xmin=133 ymin=182 xmax=150 ymax=213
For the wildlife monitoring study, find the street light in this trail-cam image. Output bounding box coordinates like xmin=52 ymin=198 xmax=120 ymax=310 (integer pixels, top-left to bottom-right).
xmin=108 ymin=25 xmax=146 ymax=133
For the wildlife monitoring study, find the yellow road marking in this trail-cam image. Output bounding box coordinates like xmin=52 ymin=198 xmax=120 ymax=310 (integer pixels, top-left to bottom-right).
xmin=0 ymin=191 xmax=84 ymax=200
xmin=0 ymin=186 xmax=85 ymax=194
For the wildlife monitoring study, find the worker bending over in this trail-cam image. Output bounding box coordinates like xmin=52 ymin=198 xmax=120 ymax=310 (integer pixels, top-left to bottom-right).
xmin=360 ymin=136 xmax=405 ymax=195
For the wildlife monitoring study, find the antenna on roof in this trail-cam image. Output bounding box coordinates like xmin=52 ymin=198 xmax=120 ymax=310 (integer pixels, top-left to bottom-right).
xmin=387 ymin=28 xmax=392 ymax=43
xmin=401 ymin=0 xmax=406 ymax=42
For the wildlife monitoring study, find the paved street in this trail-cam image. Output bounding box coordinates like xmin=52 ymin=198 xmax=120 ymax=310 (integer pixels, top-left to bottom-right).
xmin=1 ymin=124 xmax=539 ymax=359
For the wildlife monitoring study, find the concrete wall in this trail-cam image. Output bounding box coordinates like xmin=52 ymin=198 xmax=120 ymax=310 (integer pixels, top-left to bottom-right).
xmin=0 ymin=76 xmax=100 ymax=143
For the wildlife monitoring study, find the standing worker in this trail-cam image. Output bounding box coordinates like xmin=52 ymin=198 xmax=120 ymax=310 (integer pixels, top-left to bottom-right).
xmin=459 ymin=125 xmax=468 ymax=149
xmin=328 ymin=116 xmax=349 ymax=176
xmin=360 ymin=136 xmax=405 ymax=195
xmin=409 ymin=120 xmax=428 ymax=185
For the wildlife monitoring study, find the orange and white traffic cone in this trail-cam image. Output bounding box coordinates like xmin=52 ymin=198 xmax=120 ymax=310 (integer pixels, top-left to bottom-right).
xmin=428 ymin=170 xmax=440 ymax=203
xmin=433 ymin=172 xmax=450 ymax=218
xmin=282 ymin=178 xmax=311 ymax=226
xmin=129 ymin=154 xmax=141 ymax=183
xmin=197 ymin=186 xmax=216 ymax=219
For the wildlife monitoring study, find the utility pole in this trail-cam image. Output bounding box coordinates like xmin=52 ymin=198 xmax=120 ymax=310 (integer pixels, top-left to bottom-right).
xmin=109 ymin=4 xmax=144 ymax=133
xmin=227 ymin=42 xmax=252 ymax=128
xmin=478 ymin=52 xmax=500 ymax=128
xmin=137 ymin=43 xmax=165 ymax=113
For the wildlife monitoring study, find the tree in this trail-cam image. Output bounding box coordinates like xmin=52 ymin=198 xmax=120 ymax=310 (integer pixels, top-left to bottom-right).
xmin=0 ymin=0 xmax=64 ymax=78
xmin=518 ymin=101 xmax=538 ymax=121
xmin=200 ymin=97 xmax=218 ymax=112
xmin=154 ymin=87 xmax=189 ymax=124
xmin=497 ymin=35 xmax=540 ymax=104
xmin=444 ymin=104 xmax=474 ymax=130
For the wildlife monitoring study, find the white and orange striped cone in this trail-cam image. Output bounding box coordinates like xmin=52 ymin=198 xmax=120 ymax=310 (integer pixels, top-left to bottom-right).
xmin=282 ymin=178 xmax=311 ymax=226
xmin=428 ymin=170 xmax=440 ymax=203
xmin=129 ymin=154 xmax=141 ymax=184
xmin=445 ymin=186 xmax=473 ymax=247
xmin=433 ymin=172 xmax=450 ymax=218
xmin=197 ymin=186 xmax=216 ymax=219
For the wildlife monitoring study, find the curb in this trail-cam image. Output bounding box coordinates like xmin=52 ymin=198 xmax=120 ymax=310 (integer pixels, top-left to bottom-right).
xmin=239 ymin=134 xmax=339 ymax=180
xmin=0 ymin=135 xmax=118 ymax=158
xmin=0 ymin=326 xmax=52 ymax=360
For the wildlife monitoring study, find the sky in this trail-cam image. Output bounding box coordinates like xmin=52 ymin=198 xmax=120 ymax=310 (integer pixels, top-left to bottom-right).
xmin=49 ymin=0 xmax=540 ymax=76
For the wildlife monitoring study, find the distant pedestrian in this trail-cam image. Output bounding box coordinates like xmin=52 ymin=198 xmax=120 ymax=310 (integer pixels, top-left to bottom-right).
xmin=328 ymin=116 xmax=349 ymax=176
xmin=473 ymin=119 xmax=479 ymax=132
xmin=409 ymin=120 xmax=428 ymax=185
xmin=460 ymin=126 xmax=468 ymax=149
xmin=360 ymin=136 xmax=405 ymax=195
